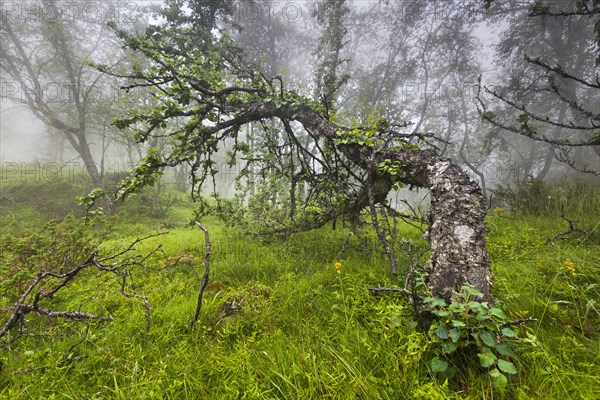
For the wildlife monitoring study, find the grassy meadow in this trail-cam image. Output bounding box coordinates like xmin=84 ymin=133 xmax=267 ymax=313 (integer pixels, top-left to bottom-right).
xmin=0 ymin=173 xmax=599 ymax=399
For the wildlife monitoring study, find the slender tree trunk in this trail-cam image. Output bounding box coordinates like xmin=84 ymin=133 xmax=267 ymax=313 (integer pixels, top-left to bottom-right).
xmin=77 ymin=135 xmax=115 ymax=215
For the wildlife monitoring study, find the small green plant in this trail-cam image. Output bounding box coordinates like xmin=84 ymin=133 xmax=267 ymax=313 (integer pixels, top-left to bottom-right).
xmin=378 ymin=159 xmax=405 ymax=191
xmin=424 ymin=285 xmax=520 ymax=391
xmin=333 ymin=113 xmax=389 ymax=147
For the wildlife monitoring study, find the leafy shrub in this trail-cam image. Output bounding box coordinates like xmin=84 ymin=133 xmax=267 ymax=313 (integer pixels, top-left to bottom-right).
xmin=0 ymin=215 xmax=100 ymax=304
xmin=424 ymin=285 xmax=522 ymax=391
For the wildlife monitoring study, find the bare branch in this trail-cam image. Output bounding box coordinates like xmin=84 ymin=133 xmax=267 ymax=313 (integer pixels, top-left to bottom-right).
xmin=524 ymin=55 xmax=600 ymax=90
xmin=499 ymin=316 xmax=537 ymax=328
xmin=367 ymin=285 xmax=424 ymax=301
xmin=545 ymin=214 xmax=593 ymax=244
xmin=190 ymin=221 xmax=212 ymax=327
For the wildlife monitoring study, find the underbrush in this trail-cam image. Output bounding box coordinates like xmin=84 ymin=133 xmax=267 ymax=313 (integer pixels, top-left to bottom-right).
xmin=0 ymin=167 xmax=190 ymax=230
xmin=0 ymin=178 xmax=599 ymax=399
xmin=493 ymin=177 xmax=600 ymax=219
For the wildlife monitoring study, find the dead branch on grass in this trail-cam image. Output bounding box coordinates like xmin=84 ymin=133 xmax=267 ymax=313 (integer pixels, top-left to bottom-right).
xmin=0 ymin=233 xmax=167 ymax=344
xmin=190 ymin=221 xmax=211 ymax=327
xmin=545 ymin=214 xmax=592 ymax=244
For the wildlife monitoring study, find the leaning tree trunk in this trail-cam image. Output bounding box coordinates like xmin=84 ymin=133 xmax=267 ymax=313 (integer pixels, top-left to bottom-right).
xmin=288 ymin=107 xmax=494 ymax=302
xmin=366 ymin=148 xmax=493 ymax=302
xmin=164 ymin=97 xmax=495 ymax=302
xmin=421 ymin=155 xmax=492 ymax=302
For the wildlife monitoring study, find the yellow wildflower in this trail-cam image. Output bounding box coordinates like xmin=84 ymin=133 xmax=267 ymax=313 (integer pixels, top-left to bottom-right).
xmin=334 ymin=260 xmax=342 ymax=274
xmin=494 ymin=207 xmax=503 ymax=215
xmin=564 ymin=258 xmax=576 ymax=277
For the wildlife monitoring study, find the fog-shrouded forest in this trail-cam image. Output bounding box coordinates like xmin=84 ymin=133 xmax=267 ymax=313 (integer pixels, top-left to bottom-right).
xmin=1 ymin=1 xmax=599 ymax=398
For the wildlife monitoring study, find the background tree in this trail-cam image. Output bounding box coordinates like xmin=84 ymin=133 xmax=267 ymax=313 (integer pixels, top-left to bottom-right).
xmin=0 ymin=1 xmax=148 ymax=213
xmin=480 ymin=0 xmax=600 ymax=177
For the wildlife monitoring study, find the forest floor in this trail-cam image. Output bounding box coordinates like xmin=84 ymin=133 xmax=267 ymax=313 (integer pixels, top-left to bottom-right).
xmin=0 ymin=176 xmax=598 ymax=399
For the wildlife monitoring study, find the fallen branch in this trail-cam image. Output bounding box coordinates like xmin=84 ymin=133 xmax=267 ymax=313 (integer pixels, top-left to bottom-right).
xmin=190 ymin=221 xmax=211 ymax=327
xmin=0 ymin=233 xmax=167 ymax=342
xmin=19 ymin=306 xmax=111 ymax=322
xmin=545 ymin=214 xmax=590 ymax=244
xmin=499 ymin=316 xmax=537 ymax=328
xmin=367 ymin=285 xmax=424 ymax=301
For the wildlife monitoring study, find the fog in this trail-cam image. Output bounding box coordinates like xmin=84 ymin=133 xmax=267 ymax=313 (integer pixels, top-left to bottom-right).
xmin=1 ymin=0 xmax=598 ymax=194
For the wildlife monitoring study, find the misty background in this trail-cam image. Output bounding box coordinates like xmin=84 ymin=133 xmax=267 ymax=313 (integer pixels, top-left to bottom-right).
xmin=1 ymin=0 xmax=598 ymax=203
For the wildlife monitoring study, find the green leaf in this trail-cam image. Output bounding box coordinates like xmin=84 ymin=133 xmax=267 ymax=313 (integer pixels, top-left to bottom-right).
xmin=465 ymin=286 xmax=484 ymax=298
xmin=442 ymin=342 xmax=458 ymax=353
xmin=468 ymin=301 xmax=484 ymax=313
xmin=489 ymin=368 xmax=508 ymax=391
xmin=497 ymin=359 xmax=517 ymax=374
xmin=501 ymin=327 xmax=518 ymax=338
xmin=436 ymin=323 xmax=449 ymax=340
xmin=478 ymin=351 xmax=497 ymax=368
xmin=449 ymin=328 xmax=461 ymax=343
xmin=495 ymin=342 xmax=515 ymax=357
xmin=479 ymin=331 xmax=497 ymax=347
xmin=452 ymin=319 xmax=466 ymax=328
xmin=490 ymin=307 xmax=507 ymax=320
xmin=432 ymin=298 xmax=447 ymax=307
xmin=430 ymin=357 xmax=448 ymax=372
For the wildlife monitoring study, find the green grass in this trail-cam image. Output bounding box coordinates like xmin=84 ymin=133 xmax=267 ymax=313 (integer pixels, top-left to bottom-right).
xmin=1 ymin=178 xmax=599 ymax=399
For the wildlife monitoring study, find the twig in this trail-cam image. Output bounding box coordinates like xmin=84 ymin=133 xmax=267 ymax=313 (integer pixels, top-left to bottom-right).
xmin=60 ymin=322 xmax=90 ymax=365
xmin=12 ymin=365 xmax=51 ymax=375
xmin=545 ymin=214 xmax=590 ymax=244
xmin=19 ymin=306 xmax=111 ymax=322
xmin=368 ymin=285 xmax=424 ymax=300
xmin=499 ymin=316 xmax=537 ymax=328
xmin=119 ymin=267 xmax=151 ymax=333
xmin=190 ymin=221 xmax=211 ymax=327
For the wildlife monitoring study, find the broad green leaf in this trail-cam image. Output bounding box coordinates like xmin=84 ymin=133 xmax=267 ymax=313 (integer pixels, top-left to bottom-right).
xmin=477 ymin=312 xmax=491 ymax=320
xmin=432 ymin=298 xmax=447 ymax=307
xmin=435 ymin=310 xmax=451 ymax=317
xmin=449 ymin=328 xmax=461 ymax=343
xmin=490 ymin=307 xmax=507 ymax=320
xmin=449 ymin=302 xmax=465 ymax=313
xmin=437 ymin=323 xmax=449 ymax=340
xmin=468 ymin=301 xmax=484 ymax=313
xmin=442 ymin=342 xmax=458 ymax=353
xmin=478 ymin=351 xmax=497 ymax=368
xmin=463 ymin=285 xmax=484 ymax=298
xmin=489 ymin=368 xmax=508 ymax=391
xmin=495 ymin=342 xmax=515 ymax=357
xmin=452 ymin=319 xmax=466 ymax=328
xmin=497 ymin=359 xmax=517 ymax=374
xmin=430 ymin=357 xmax=448 ymax=372
xmin=501 ymin=327 xmax=518 ymax=338
xmin=480 ymin=331 xmax=497 ymax=347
